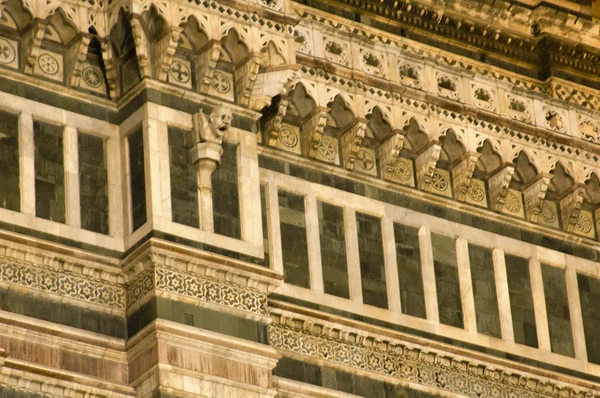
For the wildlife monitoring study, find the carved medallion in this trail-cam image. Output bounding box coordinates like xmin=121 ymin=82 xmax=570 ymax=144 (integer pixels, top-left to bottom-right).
xmin=431 ymin=170 xmax=448 ymax=191
xmin=467 ymin=181 xmax=485 ymax=202
xmin=576 ymin=213 xmax=593 ymax=234
xmin=169 ymin=60 xmax=191 ymax=84
xmin=356 ymin=149 xmax=375 ymax=170
xmin=318 ymin=140 xmax=337 ymax=161
xmin=82 ymin=67 xmax=102 ymax=88
xmin=211 ymin=71 xmax=231 ymax=93
xmin=541 ymin=201 xmax=557 ymax=223
xmin=0 ymin=38 xmax=15 ymax=64
xmin=393 ymin=161 xmax=411 ymax=182
xmin=38 ymin=54 xmax=59 ymax=75
xmin=503 ymin=191 xmax=521 ymax=213
xmin=279 ymin=127 xmax=298 ymax=148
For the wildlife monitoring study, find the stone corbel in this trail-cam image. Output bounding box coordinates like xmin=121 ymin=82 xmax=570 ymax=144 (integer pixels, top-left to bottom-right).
xmin=235 ymin=54 xmax=265 ymax=107
xmin=129 ymin=16 xmax=152 ymax=79
xmin=100 ymin=38 xmax=120 ymax=98
xmin=302 ymin=107 xmax=329 ymax=158
xmin=65 ymin=34 xmax=92 ymax=87
xmin=21 ymin=19 xmax=47 ymax=74
xmin=264 ymin=98 xmax=289 ymax=147
xmin=523 ymin=174 xmax=551 ymax=223
xmin=248 ymin=69 xmax=300 ymax=111
xmin=155 ymin=27 xmax=183 ymax=81
xmin=340 ymin=119 xmax=367 ymax=171
xmin=488 ymin=164 xmax=515 ymax=211
xmin=379 ymin=131 xmax=405 ymax=181
xmin=452 ymin=152 xmax=480 ymax=202
xmin=560 ymin=186 xmax=585 ymax=233
xmin=415 ymin=142 xmax=442 ymax=189
xmin=195 ymin=41 xmax=222 ymax=94
xmin=188 ymin=106 xmax=233 ymax=232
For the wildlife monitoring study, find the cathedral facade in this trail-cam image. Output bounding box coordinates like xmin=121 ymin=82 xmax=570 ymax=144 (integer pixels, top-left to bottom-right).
xmin=0 ymin=0 xmax=599 ymax=396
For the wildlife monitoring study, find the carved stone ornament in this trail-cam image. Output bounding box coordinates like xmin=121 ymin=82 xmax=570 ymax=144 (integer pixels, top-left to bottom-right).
xmin=340 ymin=119 xmax=367 ymax=171
xmin=269 ymin=311 xmax=598 ymax=398
xmin=188 ymin=105 xmax=233 ymax=232
xmin=21 ymin=19 xmax=47 ymax=75
xmin=264 ymin=98 xmax=290 ymax=147
xmin=523 ymin=174 xmax=551 ymax=223
xmin=249 ymin=70 xmax=300 ymax=111
xmin=379 ymin=132 xmax=405 ymax=181
xmin=235 ymin=54 xmax=265 ymax=107
xmin=488 ymin=164 xmax=515 ymax=212
xmin=302 ymin=107 xmax=329 ymax=159
xmin=560 ymin=187 xmax=585 ymax=233
xmin=415 ymin=143 xmax=442 ymax=189
xmin=452 ymin=152 xmax=480 ymax=202
xmin=195 ymin=41 xmax=222 ymax=94
xmin=65 ymin=35 xmax=92 ymax=88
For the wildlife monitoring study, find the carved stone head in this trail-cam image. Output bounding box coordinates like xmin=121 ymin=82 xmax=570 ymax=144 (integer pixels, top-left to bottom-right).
xmin=210 ymin=105 xmax=233 ymax=138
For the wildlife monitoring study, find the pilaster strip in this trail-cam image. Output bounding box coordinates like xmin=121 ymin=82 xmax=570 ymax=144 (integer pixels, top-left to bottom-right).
xmin=456 ymin=237 xmax=477 ymax=334
xmin=64 ymin=126 xmax=81 ymax=228
xmin=565 ymin=266 xmax=587 ymax=362
xmin=529 ymin=252 xmax=551 ymax=351
xmin=418 ymin=226 xmax=438 ymax=323
xmin=381 ymin=217 xmax=401 ymax=313
xmin=305 ymin=194 xmax=324 ymax=294
xmin=492 ymin=248 xmax=514 ymax=342
xmin=18 ymin=112 xmax=35 ymax=216
xmin=343 ymin=207 xmax=362 ymax=303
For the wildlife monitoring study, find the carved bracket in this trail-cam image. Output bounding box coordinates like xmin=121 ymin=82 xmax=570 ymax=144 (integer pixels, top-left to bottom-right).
xmin=100 ymin=38 xmax=120 ymax=99
xmin=340 ymin=119 xmax=367 ymax=171
xmin=248 ymin=69 xmax=300 ymax=111
xmin=264 ymin=98 xmax=289 ymax=147
xmin=235 ymin=54 xmax=264 ymax=107
xmin=489 ymin=164 xmax=515 ymax=211
xmin=523 ymin=174 xmax=551 ymax=223
xmin=379 ymin=132 xmax=405 ymax=181
xmin=188 ymin=106 xmax=233 ymax=232
xmin=415 ymin=143 xmax=442 ymax=189
xmin=21 ymin=19 xmax=47 ymax=75
xmin=196 ymin=41 xmax=222 ymax=94
xmin=66 ymin=35 xmax=92 ymax=87
xmin=155 ymin=27 xmax=183 ymax=82
xmin=129 ymin=17 xmax=152 ymax=79
xmin=302 ymin=107 xmax=328 ymax=159
xmin=452 ymin=152 xmax=480 ymax=202
xmin=560 ymin=186 xmax=584 ymax=233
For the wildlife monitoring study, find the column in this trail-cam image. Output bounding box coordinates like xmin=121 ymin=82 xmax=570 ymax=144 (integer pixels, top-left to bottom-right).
xmin=18 ymin=112 xmax=35 ymax=216
xmin=492 ymin=248 xmax=514 ymax=342
xmin=418 ymin=226 xmax=439 ymax=322
xmin=305 ymin=194 xmax=324 ymax=293
xmin=344 ymin=207 xmax=363 ymax=303
xmin=382 ymin=217 xmax=401 ymax=312
xmin=63 ymin=126 xmax=80 ymax=227
xmin=142 ymin=107 xmax=163 ymax=226
xmin=565 ymin=266 xmax=587 ymax=361
xmin=267 ymin=179 xmax=283 ymax=274
xmin=107 ymin=130 xmax=125 ymax=238
xmin=529 ymin=252 xmax=551 ymax=351
xmin=456 ymin=238 xmax=477 ymax=333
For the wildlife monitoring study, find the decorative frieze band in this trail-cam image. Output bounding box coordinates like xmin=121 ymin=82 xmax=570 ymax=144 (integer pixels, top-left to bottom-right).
xmin=126 ymin=265 xmax=268 ymax=316
xmin=269 ymin=312 xmax=597 ymax=398
xmin=0 ymin=259 xmax=125 ymax=310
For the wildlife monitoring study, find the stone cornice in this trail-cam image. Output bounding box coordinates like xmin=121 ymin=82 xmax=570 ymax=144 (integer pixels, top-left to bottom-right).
xmin=269 ymin=305 xmax=600 ymax=398
xmin=297 ymin=0 xmax=600 ymax=86
xmin=0 ymin=359 xmax=135 ymax=397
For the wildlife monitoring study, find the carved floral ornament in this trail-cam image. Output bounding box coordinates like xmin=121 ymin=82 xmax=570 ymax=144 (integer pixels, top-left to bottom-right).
xmin=360 ymin=50 xmax=384 ymax=76
xmin=398 ymin=63 xmax=421 ymax=88
xmin=472 ymin=86 xmax=495 ymax=111
xmin=324 ymin=39 xmax=348 ymax=65
xmin=544 ymin=109 xmax=566 ymax=133
xmin=269 ymin=312 xmax=597 ymax=398
xmin=437 ymin=74 xmax=459 ymax=99
xmin=580 ymin=119 xmax=600 ymax=142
